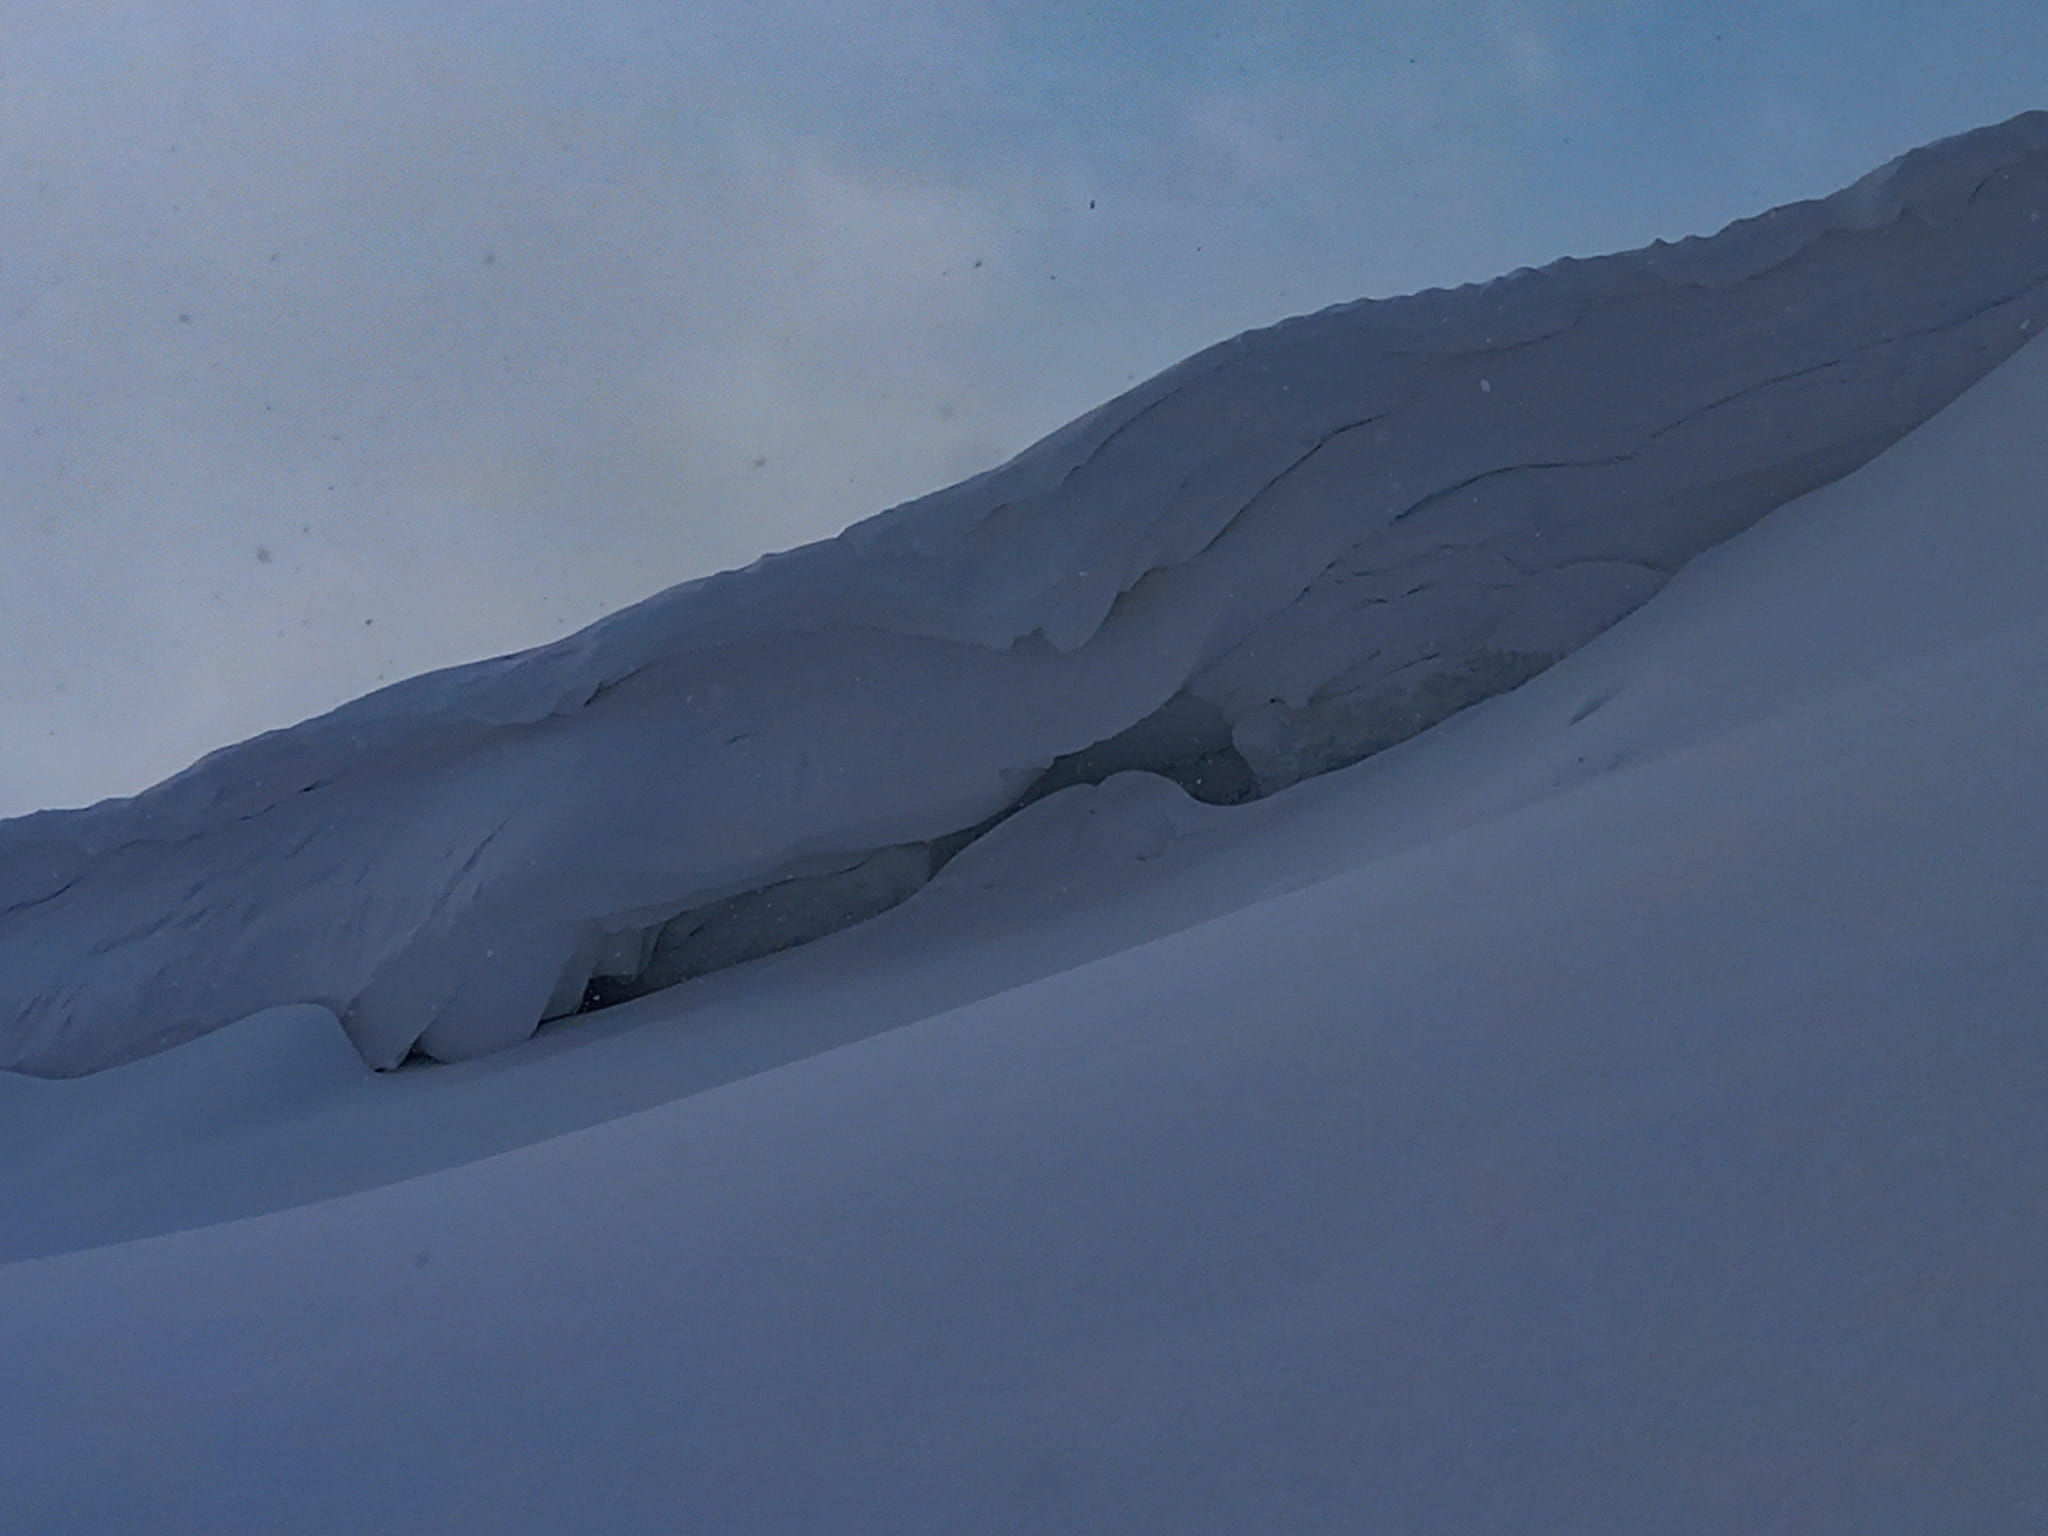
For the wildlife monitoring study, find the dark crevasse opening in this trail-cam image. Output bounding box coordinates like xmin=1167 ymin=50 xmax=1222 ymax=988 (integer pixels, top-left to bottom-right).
xmin=543 ymin=658 xmax=1595 ymax=1030
xmin=547 ymin=688 xmax=1264 ymax=1024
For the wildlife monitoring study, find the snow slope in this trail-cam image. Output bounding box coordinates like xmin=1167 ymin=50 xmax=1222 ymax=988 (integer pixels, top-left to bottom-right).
xmin=5 ymin=111 xmax=2048 ymax=1076
xmin=4 ymin=203 xmax=2048 ymax=1532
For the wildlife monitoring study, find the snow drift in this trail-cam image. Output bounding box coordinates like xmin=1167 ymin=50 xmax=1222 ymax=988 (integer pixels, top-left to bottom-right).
xmin=5 ymin=111 xmax=2048 ymax=1075
xmin=9 ymin=316 xmax=2048 ymax=1531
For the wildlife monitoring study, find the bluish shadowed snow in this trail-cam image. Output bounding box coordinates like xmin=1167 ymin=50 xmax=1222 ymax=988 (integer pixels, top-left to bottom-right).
xmin=3 ymin=307 xmax=2048 ymax=1535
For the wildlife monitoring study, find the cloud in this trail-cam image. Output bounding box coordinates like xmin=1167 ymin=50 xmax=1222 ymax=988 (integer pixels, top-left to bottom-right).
xmin=1489 ymin=4 xmax=1565 ymax=102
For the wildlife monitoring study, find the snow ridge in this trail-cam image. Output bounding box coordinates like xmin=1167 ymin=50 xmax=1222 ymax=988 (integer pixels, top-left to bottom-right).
xmin=5 ymin=111 xmax=2048 ymax=1075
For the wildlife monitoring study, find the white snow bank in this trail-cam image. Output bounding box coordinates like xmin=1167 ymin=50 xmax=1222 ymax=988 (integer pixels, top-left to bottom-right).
xmin=5 ymin=111 xmax=2048 ymax=1075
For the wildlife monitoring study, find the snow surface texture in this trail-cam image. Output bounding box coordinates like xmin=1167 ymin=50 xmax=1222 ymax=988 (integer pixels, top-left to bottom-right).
xmin=5 ymin=110 xmax=2048 ymax=1075
xmin=5 ymin=274 xmax=2048 ymax=1534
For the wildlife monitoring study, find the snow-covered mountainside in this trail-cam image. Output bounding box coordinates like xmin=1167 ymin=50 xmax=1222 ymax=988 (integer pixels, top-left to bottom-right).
xmin=5 ymin=110 xmax=2048 ymax=1076
xmin=5 ymin=246 xmax=2048 ymax=1535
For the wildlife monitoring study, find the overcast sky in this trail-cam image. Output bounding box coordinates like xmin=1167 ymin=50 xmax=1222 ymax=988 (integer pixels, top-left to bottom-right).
xmin=3 ymin=1 xmax=2044 ymax=817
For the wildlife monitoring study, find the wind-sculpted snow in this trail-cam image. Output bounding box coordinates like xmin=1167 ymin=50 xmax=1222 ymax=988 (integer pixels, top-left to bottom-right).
xmin=5 ymin=112 xmax=2048 ymax=1075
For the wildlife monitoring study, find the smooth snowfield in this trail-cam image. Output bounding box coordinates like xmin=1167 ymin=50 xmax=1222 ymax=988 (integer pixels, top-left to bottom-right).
xmin=6 ymin=111 xmax=2048 ymax=1076
xmin=3 ymin=327 xmax=2047 ymax=1532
